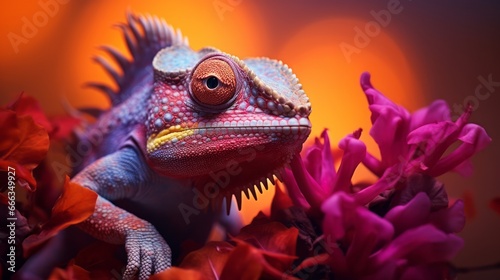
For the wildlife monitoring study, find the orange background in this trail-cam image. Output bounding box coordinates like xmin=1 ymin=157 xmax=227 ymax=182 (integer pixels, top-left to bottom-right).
xmin=1 ymin=1 xmax=499 ymax=278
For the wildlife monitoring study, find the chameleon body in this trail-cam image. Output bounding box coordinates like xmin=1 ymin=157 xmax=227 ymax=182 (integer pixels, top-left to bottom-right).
xmin=25 ymin=13 xmax=311 ymax=279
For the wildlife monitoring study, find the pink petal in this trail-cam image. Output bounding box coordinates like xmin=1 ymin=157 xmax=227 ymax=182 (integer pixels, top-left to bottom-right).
xmin=360 ymin=72 xmax=401 ymax=109
xmin=400 ymin=264 xmax=448 ymax=280
xmin=410 ymin=100 xmax=451 ymax=131
xmin=392 ymin=174 xmax=449 ymax=211
xmin=302 ymin=130 xmax=337 ymax=196
xmin=319 ymin=129 xmax=336 ymax=194
xmin=333 ymin=130 xmax=366 ymax=193
xmin=428 ymin=124 xmax=491 ymax=177
xmin=429 ymin=200 xmax=465 ymax=233
xmin=406 ymin=121 xmax=459 ymax=170
xmin=322 ymin=193 xmax=393 ymax=268
xmin=375 ymin=225 xmax=463 ymax=265
xmin=321 ymin=193 xmax=357 ymax=240
xmin=369 ymin=105 xmax=410 ymax=167
xmin=303 ymin=146 xmax=322 ymax=183
xmin=282 ymin=168 xmax=311 ymax=210
xmin=452 ymin=160 xmax=474 ymax=177
xmin=384 ymin=193 xmax=431 ymax=236
xmin=362 ymin=261 xmax=397 ymax=280
xmin=407 ymin=107 xmax=473 ymax=170
xmin=362 ymin=152 xmax=385 ymax=177
xmin=345 ymin=207 xmax=393 ymax=273
xmin=360 ymin=73 xmax=410 ymax=168
xmin=289 ymin=154 xmax=324 ymax=209
xmin=326 ymin=249 xmax=349 ymax=277
xmin=354 ymin=165 xmax=402 ymax=205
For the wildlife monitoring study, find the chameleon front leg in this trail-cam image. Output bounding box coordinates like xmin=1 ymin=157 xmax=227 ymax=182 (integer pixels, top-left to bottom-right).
xmin=72 ymin=147 xmax=171 ymax=280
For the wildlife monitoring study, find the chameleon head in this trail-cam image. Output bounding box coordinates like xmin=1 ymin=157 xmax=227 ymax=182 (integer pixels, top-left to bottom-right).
xmin=145 ymin=45 xmax=311 ymax=206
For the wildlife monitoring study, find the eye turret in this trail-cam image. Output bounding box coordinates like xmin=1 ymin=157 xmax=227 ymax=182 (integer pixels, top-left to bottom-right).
xmin=189 ymin=56 xmax=237 ymax=108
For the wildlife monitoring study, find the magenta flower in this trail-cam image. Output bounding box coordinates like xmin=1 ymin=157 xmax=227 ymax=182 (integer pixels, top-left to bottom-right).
xmin=284 ymin=73 xmax=491 ymax=209
xmin=282 ymin=129 xmax=366 ymax=212
xmin=282 ymin=127 xmax=403 ymax=208
xmin=279 ymin=72 xmax=491 ymax=279
xmin=361 ymin=72 xmax=491 ymax=178
xmin=317 ymin=191 xmax=464 ymax=279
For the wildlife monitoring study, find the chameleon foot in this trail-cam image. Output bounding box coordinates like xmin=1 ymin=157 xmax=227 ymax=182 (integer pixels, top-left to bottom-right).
xmin=123 ymin=223 xmax=172 ymax=280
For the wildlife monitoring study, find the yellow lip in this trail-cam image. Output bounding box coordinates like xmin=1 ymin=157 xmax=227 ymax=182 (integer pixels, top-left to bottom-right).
xmin=146 ymin=125 xmax=195 ymax=152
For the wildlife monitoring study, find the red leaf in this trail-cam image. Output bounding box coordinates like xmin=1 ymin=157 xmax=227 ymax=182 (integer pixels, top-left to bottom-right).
xmin=6 ymin=93 xmax=53 ymax=132
xmin=220 ymin=243 xmax=264 ymax=280
xmin=23 ymin=176 xmax=97 ymax=256
xmin=48 ymin=260 xmax=90 ymax=280
xmin=0 ymin=110 xmax=49 ymax=189
xmin=4 ymin=93 xmax=82 ymax=140
xmin=169 ymin=218 xmax=299 ymax=280
xmin=73 ymin=241 xmax=124 ymax=278
xmin=0 ymin=193 xmax=8 ymax=205
xmin=50 ymin=115 xmax=81 ymax=140
xmin=462 ymin=190 xmax=476 ymax=220
xmin=490 ymin=197 xmax=500 ymax=216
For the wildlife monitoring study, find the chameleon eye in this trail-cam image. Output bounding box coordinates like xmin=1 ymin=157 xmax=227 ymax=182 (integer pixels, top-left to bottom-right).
xmin=190 ymin=57 xmax=237 ymax=107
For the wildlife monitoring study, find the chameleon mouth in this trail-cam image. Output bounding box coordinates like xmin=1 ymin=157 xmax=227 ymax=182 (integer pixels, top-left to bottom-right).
xmin=147 ymin=125 xmax=195 ymax=152
xmin=147 ymin=118 xmax=312 ymax=153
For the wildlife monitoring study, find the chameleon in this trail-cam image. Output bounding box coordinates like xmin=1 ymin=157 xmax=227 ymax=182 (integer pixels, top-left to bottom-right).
xmin=21 ymin=12 xmax=311 ymax=279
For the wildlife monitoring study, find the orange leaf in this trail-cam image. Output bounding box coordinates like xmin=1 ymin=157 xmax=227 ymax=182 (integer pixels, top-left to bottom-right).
xmin=179 ymin=241 xmax=234 ymax=280
xmin=271 ymin=180 xmax=293 ymax=215
xmin=152 ymin=241 xmax=235 ymax=280
xmin=23 ymin=176 xmax=97 ymax=256
xmin=220 ymin=242 xmax=297 ymax=280
xmin=233 ymin=218 xmax=299 ymax=275
xmin=236 ymin=220 xmax=299 ymax=257
xmin=150 ymin=267 xmax=205 ymax=280
xmin=291 ymin=253 xmax=331 ymax=274
xmin=0 ymin=110 xmax=49 ymax=189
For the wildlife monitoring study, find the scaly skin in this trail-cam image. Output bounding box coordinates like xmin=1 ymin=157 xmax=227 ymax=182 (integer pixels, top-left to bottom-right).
xmin=27 ymin=12 xmax=311 ymax=279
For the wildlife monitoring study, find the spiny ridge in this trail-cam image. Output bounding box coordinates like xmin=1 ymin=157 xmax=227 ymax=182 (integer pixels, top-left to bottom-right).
xmin=87 ymin=11 xmax=188 ymax=106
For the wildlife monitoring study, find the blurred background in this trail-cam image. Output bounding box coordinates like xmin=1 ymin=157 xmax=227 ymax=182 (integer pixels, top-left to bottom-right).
xmin=1 ymin=1 xmax=499 ymax=278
